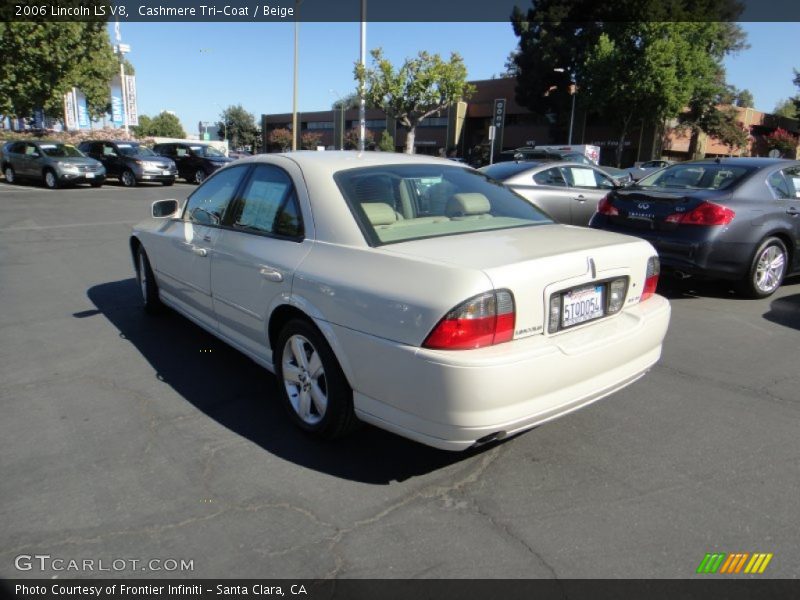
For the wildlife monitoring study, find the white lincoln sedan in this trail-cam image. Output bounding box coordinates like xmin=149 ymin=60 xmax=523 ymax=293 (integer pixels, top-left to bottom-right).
xmin=130 ymin=152 xmax=670 ymax=451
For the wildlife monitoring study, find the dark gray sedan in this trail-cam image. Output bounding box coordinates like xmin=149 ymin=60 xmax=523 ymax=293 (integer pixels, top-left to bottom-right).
xmin=590 ymin=157 xmax=800 ymax=298
xmin=481 ymin=160 xmax=619 ymax=226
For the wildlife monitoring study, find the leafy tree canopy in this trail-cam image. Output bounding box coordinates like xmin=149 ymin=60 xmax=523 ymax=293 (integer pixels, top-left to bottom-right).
xmin=355 ymin=48 xmax=474 ymax=153
xmin=216 ymin=104 xmax=258 ymax=150
xmin=132 ymin=112 xmax=186 ymax=138
xmin=0 ymin=22 xmax=118 ymax=120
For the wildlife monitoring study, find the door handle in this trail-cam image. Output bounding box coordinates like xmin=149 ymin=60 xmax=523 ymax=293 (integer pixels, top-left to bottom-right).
xmin=202 ymin=234 xmax=212 ymax=242
xmin=259 ymin=266 xmax=284 ymax=282
xmin=192 ymin=247 xmax=208 ymax=257
xmin=787 ymin=207 xmax=799 ymax=216
xmin=574 ymin=195 xmax=586 ymax=202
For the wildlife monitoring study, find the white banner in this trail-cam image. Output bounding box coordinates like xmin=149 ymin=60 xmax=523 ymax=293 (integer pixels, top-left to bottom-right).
xmin=64 ymin=90 xmax=77 ymax=130
xmin=124 ymin=75 xmax=138 ymax=126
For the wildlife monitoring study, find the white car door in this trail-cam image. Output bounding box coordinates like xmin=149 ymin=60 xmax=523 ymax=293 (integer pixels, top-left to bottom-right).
xmin=211 ymin=163 xmax=312 ymax=362
xmin=148 ymin=165 xmax=249 ymax=326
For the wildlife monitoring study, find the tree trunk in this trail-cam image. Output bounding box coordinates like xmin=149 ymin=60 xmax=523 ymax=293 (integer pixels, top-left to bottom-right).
xmin=404 ymin=127 xmax=416 ymax=154
xmin=614 ymin=116 xmax=632 ymax=167
xmin=687 ymin=128 xmax=703 ymax=160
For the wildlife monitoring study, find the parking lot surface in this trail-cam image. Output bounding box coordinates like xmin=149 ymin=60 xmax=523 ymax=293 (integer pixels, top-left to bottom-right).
xmin=1 ymin=180 xmax=799 ymax=579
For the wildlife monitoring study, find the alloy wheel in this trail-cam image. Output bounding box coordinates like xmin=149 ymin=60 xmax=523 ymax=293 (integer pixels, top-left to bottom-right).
xmin=122 ymin=170 xmax=136 ymax=187
xmin=281 ymin=334 xmax=328 ymax=426
xmin=754 ymin=245 xmax=786 ymax=294
xmin=194 ymin=170 xmax=206 ymax=184
xmin=4 ymin=167 xmax=14 ymax=184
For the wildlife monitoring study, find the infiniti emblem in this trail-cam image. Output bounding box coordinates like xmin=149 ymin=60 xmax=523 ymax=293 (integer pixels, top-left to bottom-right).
xmin=638 ymin=202 xmax=651 ymax=210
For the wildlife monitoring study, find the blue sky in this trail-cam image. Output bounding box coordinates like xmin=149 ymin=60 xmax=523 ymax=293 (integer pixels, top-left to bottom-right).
xmin=115 ymin=21 xmax=799 ymax=136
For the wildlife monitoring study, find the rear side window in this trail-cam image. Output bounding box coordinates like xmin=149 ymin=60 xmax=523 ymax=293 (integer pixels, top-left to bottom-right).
xmin=638 ymin=164 xmax=751 ymax=190
xmin=767 ymin=171 xmax=791 ymax=199
xmin=783 ymin=167 xmax=800 ymax=198
xmin=183 ymin=166 xmax=247 ymax=226
xmin=533 ymin=167 xmax=568 ymax=187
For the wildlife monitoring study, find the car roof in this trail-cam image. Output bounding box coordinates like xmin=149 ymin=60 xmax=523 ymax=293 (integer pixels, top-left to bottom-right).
xmin=684 ymin=157 xmax=799 ymax=168
xmin=241 ymin=150 xmax=461 ymax=172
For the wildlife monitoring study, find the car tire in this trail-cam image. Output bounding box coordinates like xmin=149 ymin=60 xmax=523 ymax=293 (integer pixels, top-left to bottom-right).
xmin=90 ymin=181 xmax=103 ymax=188
xmin=3 ymin=165 xmax=15 ymax=184
xmin=43 ymin=169 xmax=59 ymax=189
xmin=739 ymin=237 xmax=788 ymax=299
xmin=162 ymin=180 xmax=174 ymax=186
xmin=136 ymin=246 xmax=164 ymax=314
xmin=121 ymin=170 xmax=137 ymax=187
xmin=275 ymin=318 xmax=360 ymax=440
xmin=193 ymin=169 xmax=206 ymax=185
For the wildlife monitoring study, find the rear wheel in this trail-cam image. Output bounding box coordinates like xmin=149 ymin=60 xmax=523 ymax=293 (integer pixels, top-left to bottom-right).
xmin=740 ymin=237 xmax=788 ymax=299
xmin=161 ymin=180 xmax=174 ymax=186
xmin=43 ymin=169 xmax=59 ymax=189
xmin=136 ymin=246 xmax=163 ymax=313
xmin=275 ymin=319 xmax=359 ymax=440
xmin=90 ymin=181 xmax=103 ymax=188
xmin=121 ymin=169 xmax=137 ymax=187
xmin=193 ymin=169 xmax=206 ymax=185
xmin=3 ymin=165 xmax=15 ymax=184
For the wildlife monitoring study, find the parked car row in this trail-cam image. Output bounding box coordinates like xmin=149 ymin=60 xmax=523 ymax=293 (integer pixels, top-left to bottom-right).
xmin=0 ymin=140 xmax=235 ymax=189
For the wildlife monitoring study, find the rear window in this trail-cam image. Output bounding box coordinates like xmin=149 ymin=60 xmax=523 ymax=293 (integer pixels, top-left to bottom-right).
xmin=637 ymin=164 xmax=751 ymax=191
xmin=334 ymin=164 xmax=552 ymax=246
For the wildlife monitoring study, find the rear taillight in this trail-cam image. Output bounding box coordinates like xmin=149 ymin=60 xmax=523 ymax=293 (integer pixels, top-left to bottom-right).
xmin=597 ymin=194 xmax=619 ymax=216
xmin=423 ymin=290 xmax=515 ymax=350
xmin=641 ymin=256 xmax=660 ymax=302
xmin=665 ymin=201 xmax=735 ymax=226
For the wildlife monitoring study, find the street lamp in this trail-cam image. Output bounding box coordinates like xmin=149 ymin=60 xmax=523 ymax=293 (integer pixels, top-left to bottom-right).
xmin=358 ymin=0 xmax=366 ymax=152
xmin=292 ymin=0 xmax=303 ymax=151
xmin=554 ymin=68 xmax=577 ymax=145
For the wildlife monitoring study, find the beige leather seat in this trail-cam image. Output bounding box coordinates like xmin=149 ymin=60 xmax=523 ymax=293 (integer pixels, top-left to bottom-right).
xmin=362 ymin=202 xmax=399 ymax=228
xmin=445 ymin=193 xmax=493 ymax=220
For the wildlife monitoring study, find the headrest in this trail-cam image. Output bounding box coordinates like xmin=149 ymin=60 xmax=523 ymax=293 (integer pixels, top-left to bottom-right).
xmin=361 ymin=202 xmax=398 ymax=226
xmin=446 ymin=193 xmax=491 ymax=216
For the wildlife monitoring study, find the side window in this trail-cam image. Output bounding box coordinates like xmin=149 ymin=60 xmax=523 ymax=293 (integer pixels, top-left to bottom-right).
xmin=184 ymin=166 xmax=247 ymax=226
xmin=783 ymin=167 xmax=800 ymax=198
xmin=533 ymin=167 xmax=567 ymax=187
xmin=767 ymin=171 xmax=791 ymax=199
xmin=594 ymin=169 xmax=615 ymax=189
xmin=229 ymin=164 xmax=304 ymax=238
xmin=25 ymin=144 xmax=39 ymax=156
xmin=565 ymin=167 xmax=601 ymax=188
xmin=103 ymin=143 xmax=117 ymax=156
xmin=176 ymin=146 xmax=188 ymax=157
xmin=9 ymin=142 xmax=24 ymax=154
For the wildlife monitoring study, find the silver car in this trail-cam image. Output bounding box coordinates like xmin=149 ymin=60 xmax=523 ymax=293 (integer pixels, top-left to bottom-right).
xmin=1 ymin=140 xmax=106 ymax=189
xmin=481 ymin=160 xmax=620 ymax=226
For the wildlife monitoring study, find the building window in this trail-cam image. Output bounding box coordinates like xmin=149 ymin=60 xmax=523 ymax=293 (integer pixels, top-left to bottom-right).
xmin=307 ymin=121 xmax=334 ymax=130
xmin=419 ymin=117 xmax=448 ymax=127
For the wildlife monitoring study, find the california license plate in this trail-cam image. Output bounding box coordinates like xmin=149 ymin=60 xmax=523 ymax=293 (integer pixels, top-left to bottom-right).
xmin=85 ymin=172 xmax=94 ymax=179
xmin=562 ymin=285 xmax=604 ymax=328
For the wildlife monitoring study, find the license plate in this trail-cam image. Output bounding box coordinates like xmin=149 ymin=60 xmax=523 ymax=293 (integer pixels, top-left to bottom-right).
xmin=562 ymin=284 xmax=604 ymax=328
xmin=162 ymin=170 xmax=171 ymax=176
xmin=85 ymin=172 xmax=94 ymax=179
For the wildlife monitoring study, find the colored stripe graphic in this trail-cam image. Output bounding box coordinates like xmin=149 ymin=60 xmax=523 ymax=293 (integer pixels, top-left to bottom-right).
xmin=698 ymin=552 xmax=773 ymax=574
xmin=697 ymin=553 xmax=727 ymax=573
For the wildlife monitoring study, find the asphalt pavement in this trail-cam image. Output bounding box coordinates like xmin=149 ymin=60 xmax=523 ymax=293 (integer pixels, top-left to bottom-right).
xmin=1 ymin=178 xmax=798 ymax=579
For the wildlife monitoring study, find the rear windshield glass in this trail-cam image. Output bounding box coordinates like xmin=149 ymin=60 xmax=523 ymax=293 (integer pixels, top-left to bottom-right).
xmin=481 ymin=161 xmax=542 ymax=180
xmin=334 ymin=164 xmax=553 ymax=246
xmin=637 ymin=164 xmax=751 ymax=190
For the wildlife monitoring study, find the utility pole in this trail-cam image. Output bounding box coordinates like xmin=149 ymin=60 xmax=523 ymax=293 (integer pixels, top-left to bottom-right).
xmin=358 ymin=0 xmax=367 ymax=152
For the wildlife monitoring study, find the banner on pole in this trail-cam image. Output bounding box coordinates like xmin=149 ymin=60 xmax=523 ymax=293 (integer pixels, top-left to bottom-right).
xmin=124 ymin=75 xmax=138 ymax=126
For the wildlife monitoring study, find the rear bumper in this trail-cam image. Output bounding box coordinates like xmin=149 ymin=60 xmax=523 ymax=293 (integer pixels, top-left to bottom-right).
xmin=330 ymin=294 xmax=671 ymax=451
xmin=590 ymin=218 xmax=753 ymax=280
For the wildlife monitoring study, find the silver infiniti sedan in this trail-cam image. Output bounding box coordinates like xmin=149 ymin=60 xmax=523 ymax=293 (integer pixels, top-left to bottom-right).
xmin=130 ymin=152 xmax=670 ymax=451
xmin=481 ymin=160 xmax=622 ymax=226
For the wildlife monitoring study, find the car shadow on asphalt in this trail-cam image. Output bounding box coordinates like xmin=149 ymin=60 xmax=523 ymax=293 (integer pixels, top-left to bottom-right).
xmin=657 ymin=273 xmax=800 ymax=302
xmin=762 ymin=292 xmax=800 ymax=331
xmin=85 ymin=279 xmax=479 ymax=484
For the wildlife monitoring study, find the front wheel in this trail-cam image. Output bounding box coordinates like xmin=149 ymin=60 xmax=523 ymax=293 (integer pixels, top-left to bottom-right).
xmin=161 ymin=180 xmax=174 ymax=187
xmin=4 ymin=165 xmax=15 ymax=184
xmin=121 ymin=169 xmax=137 ymax=187
xmin=136 ymin=246 xmax=164 ymax=313
xmin=739 ymin=237 xmax=788 ymax=299
xmin=275 ymin=319 xmax=359 ymax=440
xmin=43 ymin=169 xmax=59 ymax=189
xmin=193 ymin=169 xmax=206 ymax=185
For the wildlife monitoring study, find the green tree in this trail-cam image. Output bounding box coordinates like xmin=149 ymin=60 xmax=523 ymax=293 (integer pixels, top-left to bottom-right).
xmin=0 ymin=22 xmax=118 ymax=121
xmin=331 ymin=92 xmax=360 ymax=110
xmin=793 ymin=69 xmax=800 ymax=116
xmin=355 ymin=48 xmax=474 ymax=154
xmin=377 ymin=130 xmax=395 ymax=152
xmin=132 ymin=112 xmax=186 ymax=138
xmin=773 ymin=98 xmax=798 ymax=119
xmin=216 ymin=104 xmax=258 ymax=150
xmin=735 ymin=89 xmax=754 ymax=108
xmin=509 ymin=1 xmax=745 ymax=165
xmin=268 ymin=128 xmax=293 ymax=151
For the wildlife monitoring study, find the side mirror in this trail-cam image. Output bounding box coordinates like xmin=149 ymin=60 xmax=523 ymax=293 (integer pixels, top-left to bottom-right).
xmin=151 ymin=199 xmax=180 ymax=219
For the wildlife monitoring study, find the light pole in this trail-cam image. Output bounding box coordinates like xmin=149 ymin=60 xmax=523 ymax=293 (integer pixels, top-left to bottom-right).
xmin=114 ymin=20 xmax=130 ymax=134
xmin=330 ymin=90 xmax=346 ymax=150
xmin=292 ymin=0 xmax=302 ymax=151
xmin=554 ymin=68 xmax=577 ymax=145
xmin=358 ymin=0 xmax=366 ymax=152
